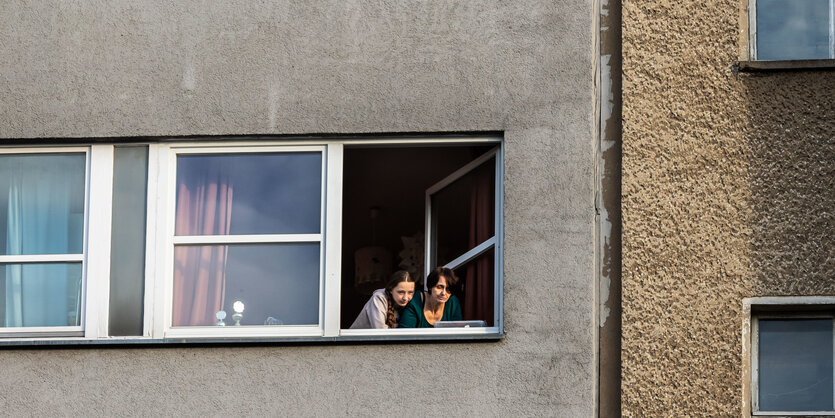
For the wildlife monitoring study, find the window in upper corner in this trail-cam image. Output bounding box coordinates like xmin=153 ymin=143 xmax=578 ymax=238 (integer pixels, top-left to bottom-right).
xmin=754 ymin=315 xmax=835 ymax=414
xmin=0 ymin=151 xmax=88 ymax=335
xmin=752 ymin=0 xmax=835 ymax=60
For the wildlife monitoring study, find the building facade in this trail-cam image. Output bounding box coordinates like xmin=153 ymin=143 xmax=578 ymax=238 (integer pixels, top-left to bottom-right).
xmin=0 ymin=1 xmax=610 ymax=415
xmin=622 ymin=0 xmax=835 ymax=415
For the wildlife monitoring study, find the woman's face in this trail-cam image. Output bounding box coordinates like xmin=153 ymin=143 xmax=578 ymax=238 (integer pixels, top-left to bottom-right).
xmin=390 ymin=281 xmax=416 ymax=307
xmin=428 ymin=276 xmax=451 ymax=304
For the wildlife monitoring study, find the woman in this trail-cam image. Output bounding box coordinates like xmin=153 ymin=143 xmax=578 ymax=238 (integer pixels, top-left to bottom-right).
xmin=398 ymin=267 xmax=462 ymax=328
xmin=349 ymin=270 xmax=417 ymax=329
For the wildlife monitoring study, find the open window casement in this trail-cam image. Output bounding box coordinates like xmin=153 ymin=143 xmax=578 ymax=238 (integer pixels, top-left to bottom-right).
xmin=425 ymin=146 xmax=500 ymax=327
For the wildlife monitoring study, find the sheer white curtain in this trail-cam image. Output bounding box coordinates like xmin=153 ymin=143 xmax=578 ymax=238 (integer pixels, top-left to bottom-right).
xmin=3 ymin=156 xmax=80 ymax=327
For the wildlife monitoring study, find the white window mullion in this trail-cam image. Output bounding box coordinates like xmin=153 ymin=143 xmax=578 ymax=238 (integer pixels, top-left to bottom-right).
xmin=84 ymin=145 xmax=114 ymax=339
xmin=143 ymin=144 xmax=161 ymax=338
xmin=0 ymin=254 xmax=83 ymax=263
xmin=172 ymin=234 xmax=322 ymax=245
xmin=443 ymin=237 xmax=496 ymax=271
xmin=152 ymin=144 xmax=173 ymax=339
xmin=323 ymin=144 xmax=343 ymax=337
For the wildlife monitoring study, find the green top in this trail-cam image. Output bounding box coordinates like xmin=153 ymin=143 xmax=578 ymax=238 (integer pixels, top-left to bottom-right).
xmin=398 ymin=292 xmax=463 ymax=328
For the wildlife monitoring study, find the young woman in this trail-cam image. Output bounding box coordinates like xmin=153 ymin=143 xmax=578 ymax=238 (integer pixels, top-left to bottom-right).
xmin=398 ymin=267 xmax=463 ymax=328
xmin=349 ymin=270 xmax=417 ymax=329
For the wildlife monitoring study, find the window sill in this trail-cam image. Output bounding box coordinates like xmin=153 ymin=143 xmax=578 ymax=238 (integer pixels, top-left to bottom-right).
xmin=737 ymin=59 xmax=835 ymax=72
xmin=0 ymin=332 xmax=505 ymax=348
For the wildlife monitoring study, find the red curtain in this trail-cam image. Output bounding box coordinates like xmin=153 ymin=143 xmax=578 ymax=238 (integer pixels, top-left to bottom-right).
xmin=172 ymin=173 xmax=233 ymax=326
xmin=463 ymin=165 xmax=494 ymax=325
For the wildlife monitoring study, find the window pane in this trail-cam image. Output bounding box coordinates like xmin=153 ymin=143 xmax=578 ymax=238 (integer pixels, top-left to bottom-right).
xmin=759 ymin=319 xmax=834 ymax=411
xmin=109 ymin=146 xmax=148 ymax=336
xmin=0 ymin=153 xmax=86 ymax=255
xmin=451 ymin=248 xmax=494 ymax=327
xmin=172 ymin=244 xmax=320 ymax=327
xmin=0 ymin=263 xmax=82 ymax=327
xmin=757 ymin=0 xmax=831 ymax=60
xmin=175 ymin=153 xmax=322 ymax=236
xmin=431 ymin=156 xmax=495 ymax=267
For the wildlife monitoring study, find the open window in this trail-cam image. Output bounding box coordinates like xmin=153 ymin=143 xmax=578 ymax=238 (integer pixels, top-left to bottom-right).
xmin=425 ymin=148 xmax=498 ymax=326
xmin=339 ymin=143 xmax=501 ymax=332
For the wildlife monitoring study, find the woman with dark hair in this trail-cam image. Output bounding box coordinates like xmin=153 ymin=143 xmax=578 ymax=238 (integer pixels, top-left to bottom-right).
xmin=398 ymin=267 xmax=463 ymax=328
xmin=349 ymin=270 xmax=417 ymax=329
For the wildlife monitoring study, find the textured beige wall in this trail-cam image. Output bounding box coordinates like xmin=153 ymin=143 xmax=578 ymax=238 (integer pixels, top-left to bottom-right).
xmin=622 ymin=0 xmax=835 ymax=415
xmin=0 ymin=1 xmax=597 ymax=416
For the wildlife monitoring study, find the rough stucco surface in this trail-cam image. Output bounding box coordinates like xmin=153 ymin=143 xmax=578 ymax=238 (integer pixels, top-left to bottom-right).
xmin=622 ymin=0 xmax=835 ymax=415
xmin=0 ymin=1 xmax=596 ymax=416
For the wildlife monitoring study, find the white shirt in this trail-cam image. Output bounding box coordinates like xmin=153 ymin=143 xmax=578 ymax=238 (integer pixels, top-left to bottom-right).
xmin=349 ymin=289 xmax=396 ymax=329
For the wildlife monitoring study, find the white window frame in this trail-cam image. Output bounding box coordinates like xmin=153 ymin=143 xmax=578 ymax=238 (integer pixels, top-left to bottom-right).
xmin=749 ymin=0 xmax=835 ymax=60
xmin=0 ymin=136 xmax=504 ymax=343
xmin=0 ymin=145 xmax=114 ymax=339
xmin=744 ymin=297 xmax=835 ymax=416
xmin=152 ymin=144 xmax=328 ymax=339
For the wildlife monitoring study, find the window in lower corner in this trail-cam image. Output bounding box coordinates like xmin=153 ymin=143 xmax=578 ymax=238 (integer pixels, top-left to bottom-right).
xmin=0 ymin=151 xmax=88 ymax=335
xmin=755 ymin=316 xmax=835 ymax=413
xmin=340 ymin=143 xmax=501 ymax=332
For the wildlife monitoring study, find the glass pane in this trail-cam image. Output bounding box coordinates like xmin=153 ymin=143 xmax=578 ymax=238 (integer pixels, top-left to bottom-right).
xmin=759 ymin=319 xmax=834 ymax=411
xmin=175 ymin=153 xmax=322 ymax=236
xmin=0 ymin=263 xmax=82 ymax=327
xmin=431 ymin=156 xmax=495 ymax=267
xmin=109 ymin=146 xmax=148 ymax=336
xmin=0 ymin=153 xmax=86 ymax=255
xmin=757 ymin=0 xmax=831 ymax=60
xmin=172 ymin=244 xmax=320 ymax=327
xmin=451 ymin=248 xmax=494 ymax=326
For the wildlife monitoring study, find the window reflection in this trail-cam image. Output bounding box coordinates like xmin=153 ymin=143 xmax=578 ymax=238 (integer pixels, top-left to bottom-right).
xmin=758 ymin=0 xmax=832 ymax=60
xmin=172 ymin=244 xmax=320 ymax=327
xmin=0 ymin=153 xmax=86 ymax=255
xmin=759 ymin=319 xmax=834 ymax=411
xmin=0 ymin=263 xmax=82 ymax=327
xmin=175 ymin=153 xmax=322 ymax=236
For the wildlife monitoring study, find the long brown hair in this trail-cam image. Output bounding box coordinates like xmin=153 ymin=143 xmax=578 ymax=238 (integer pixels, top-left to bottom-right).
xmin=384 ymin=270 xmax=417 ymax=328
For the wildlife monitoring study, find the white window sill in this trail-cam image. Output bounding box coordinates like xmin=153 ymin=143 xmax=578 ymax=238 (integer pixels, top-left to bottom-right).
xmin=0 ymin=331 xmax=505 ymax=347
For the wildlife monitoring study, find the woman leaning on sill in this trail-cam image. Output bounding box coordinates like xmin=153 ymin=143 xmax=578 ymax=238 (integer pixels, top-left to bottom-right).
xmin=398 ymin=267 xmax=462 ymax=328
xmin=349 ymin=270 xmax=417 ymax=329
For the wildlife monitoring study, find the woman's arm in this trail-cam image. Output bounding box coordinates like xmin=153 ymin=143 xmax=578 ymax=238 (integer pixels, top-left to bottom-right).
xmin=366 ymin=291 xmax=389 ymax=329
xmin=398 ymin=299 xmax=420 ymax=328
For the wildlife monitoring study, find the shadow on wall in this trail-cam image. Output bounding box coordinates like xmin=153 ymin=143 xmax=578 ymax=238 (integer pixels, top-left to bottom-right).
xmin=742 ymin=72 xmax=835 ymax=295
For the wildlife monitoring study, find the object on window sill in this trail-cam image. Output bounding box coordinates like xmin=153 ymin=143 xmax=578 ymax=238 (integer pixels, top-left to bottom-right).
xmin=232 ymin=301 xmax=245 ymax=326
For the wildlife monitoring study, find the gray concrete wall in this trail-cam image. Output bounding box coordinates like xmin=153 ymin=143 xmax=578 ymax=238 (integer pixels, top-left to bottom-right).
xmin=0 ymin=1 xmax=597 ymax=415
